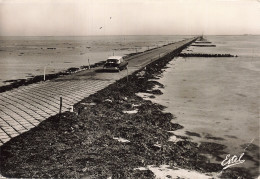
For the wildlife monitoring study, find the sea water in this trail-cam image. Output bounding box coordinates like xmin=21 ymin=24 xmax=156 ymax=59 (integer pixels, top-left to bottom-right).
xmin=0 ymin=35 xmax=191 ymax=86
xmin=151 ymin=35 xmax=260 ymax=177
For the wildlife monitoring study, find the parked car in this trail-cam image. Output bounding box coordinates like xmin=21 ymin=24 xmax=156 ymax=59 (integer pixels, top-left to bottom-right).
xmin=103 ymin=56 xmax=128 ymax=72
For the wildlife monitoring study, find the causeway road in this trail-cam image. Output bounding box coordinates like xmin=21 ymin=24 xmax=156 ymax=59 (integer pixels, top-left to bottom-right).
xmin=0 ymin=37 xmax=198 ymax=146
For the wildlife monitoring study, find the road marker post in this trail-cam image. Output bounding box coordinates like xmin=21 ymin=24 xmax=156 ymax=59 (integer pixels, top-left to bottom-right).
xmin=59 ymin=97 xmax=62 ymax=118
xmin=88 ymin=59 xmax=91 ymax=69
xmin=44 ymin=66 xmax=47 ymax=81
xmin=43 ymin=62 xmax=52 ymax=81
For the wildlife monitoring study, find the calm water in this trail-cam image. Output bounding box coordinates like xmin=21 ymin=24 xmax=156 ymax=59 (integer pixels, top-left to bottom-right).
xmin=0 ymin=35 xmax=191 ymax=86
xmin=150 ymin=35 xmax=260 ymax=177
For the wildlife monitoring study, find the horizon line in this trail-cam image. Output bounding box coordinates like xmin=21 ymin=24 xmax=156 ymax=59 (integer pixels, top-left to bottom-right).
xmin=1 ymin=34 xmax=259 ymax=37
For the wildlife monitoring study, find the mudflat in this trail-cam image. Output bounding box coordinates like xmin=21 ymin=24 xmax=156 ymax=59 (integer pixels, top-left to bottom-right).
xmin=155 ymin=56 xmax=260 ymax=176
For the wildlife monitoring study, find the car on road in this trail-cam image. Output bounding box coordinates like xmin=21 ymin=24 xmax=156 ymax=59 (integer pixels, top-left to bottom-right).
xmin=103 ymin=56 xmax=128 ymax=72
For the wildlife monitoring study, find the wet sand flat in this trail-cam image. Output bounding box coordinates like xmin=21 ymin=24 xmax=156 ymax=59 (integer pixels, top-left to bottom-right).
xmin=156 ymin=56 xmax=259 ymax=173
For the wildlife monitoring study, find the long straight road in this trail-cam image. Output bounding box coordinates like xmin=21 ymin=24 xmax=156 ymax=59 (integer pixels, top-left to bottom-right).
xmin=0 ymin=37 xmax=197 ymax=146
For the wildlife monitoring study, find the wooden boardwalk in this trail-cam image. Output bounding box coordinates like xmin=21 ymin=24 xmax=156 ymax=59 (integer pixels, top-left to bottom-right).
xmin=0 ymin=37 xmax=197 ymax=146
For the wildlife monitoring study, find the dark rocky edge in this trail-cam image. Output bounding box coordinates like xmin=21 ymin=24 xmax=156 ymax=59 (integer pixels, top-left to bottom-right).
xmin=191 ymin=44 xmax=216 ymax=47
xmin=0 ymin=40 xmax=253 ymax=178
xmin=179 ymin=53 xmax=238 ymax=58
xmin=194 ymin=41 xmax=212 ymax=44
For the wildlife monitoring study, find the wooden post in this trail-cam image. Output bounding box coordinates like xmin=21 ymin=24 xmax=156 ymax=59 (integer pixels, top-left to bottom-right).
xmin=70 ymin=105 xmax=74 ymax=112
xmin=44 ymin=66 xmax=46 ymax=81
xmin=59 ymin=97 xmax=62 ymax=117
xmin=88 ymin=59 xmax=90 ymax=69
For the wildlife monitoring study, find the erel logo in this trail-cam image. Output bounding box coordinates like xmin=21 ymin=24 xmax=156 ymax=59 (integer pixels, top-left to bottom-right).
xmin=221 ymin=153 xmax=245 ymax=170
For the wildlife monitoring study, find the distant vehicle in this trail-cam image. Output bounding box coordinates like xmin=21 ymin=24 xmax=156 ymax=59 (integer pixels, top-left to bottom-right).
xmin=103 ymin=56 xmax=128 ymax=72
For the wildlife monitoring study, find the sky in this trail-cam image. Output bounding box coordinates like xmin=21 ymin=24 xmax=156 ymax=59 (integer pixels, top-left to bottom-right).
xmin=0 ymin=0 xmax=260 ymax=36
